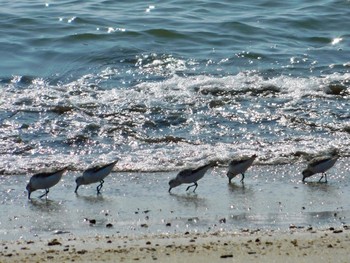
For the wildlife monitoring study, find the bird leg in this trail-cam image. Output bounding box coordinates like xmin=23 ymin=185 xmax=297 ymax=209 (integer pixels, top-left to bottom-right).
xmin=186 ymin=182 xmax=198 ymax=192
xmin=97 ymin=180 xmax=104 ymax=194
xmin=319 ymin=173 xmax=327 ymax=183
xmin=318 ymin=175 xmax=323 ymax=182
xmin=39 ymin=189 xmax=49 ymax=199
xmin=240 ymin=174 xmax=245 ymax=183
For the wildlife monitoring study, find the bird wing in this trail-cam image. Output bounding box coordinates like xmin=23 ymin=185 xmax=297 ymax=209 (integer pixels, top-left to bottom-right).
xmin=32 ymin=167 xmax=66 ymax=179
xmin=86 ymin=161 xmax=118 ymax=173
xmin=192 ymin=163 xmax=212 ymax=173
xmin=32 ymin=172 xmax=54 ymax=179
xmin=229 ymin=158 xmax=250 ymax=165
xmin=178 ymin=164 xmax=212 ymax=180
xmin=308 ymin=157 xmax=330 ymax=167
xmin=177 ymin=169 xmax=194 ymax=179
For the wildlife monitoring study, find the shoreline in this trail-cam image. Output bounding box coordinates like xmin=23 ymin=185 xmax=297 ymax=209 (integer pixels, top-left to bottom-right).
xmin=1 ymin=160 xmax=349 ymax=262
xmin=1 ymin=227 xmax=349 ymax=262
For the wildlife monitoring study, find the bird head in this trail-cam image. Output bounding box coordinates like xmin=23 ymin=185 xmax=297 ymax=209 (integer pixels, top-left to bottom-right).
xmin=168 ymin=178 xmax=181 ymax=192
xmin=302 ymin=169 xmax=313 ymax=182
xmin=26 ymin=183 xmax=34 ymax=199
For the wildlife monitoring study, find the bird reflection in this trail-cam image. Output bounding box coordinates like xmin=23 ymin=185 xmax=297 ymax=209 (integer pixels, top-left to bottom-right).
xmin=302 ymin=181 xmax=333 ymax=193
xmin=169 ymin=192 xmax=208 ymax=208
xmin=228 ymin=181 xmax=249 ymax=194
xmin=28 ymin=198 xmax=63 ymax=212
xmin=227 ymin=182 xmax=256 ymax=207
xmin=75 ymin=193 xmax=106 ymax=204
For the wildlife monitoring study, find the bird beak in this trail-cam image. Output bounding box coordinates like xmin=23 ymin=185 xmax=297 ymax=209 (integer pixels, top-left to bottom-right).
xmin=27 ymin=191 xmax=31 ymax=199
xmin=74 ymin=185 xmax=79 ymax=193
xmin=168 ymin=187 xmax=172 ymax=193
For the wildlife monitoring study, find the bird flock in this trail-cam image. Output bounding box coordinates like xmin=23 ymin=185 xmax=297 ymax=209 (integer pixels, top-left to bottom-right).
xmin=25 ymin=154 xmax=340 ymax=199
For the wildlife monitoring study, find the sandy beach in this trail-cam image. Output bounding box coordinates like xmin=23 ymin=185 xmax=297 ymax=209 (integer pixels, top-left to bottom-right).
xmin=1 ymin=227 xmax=349 ymax=263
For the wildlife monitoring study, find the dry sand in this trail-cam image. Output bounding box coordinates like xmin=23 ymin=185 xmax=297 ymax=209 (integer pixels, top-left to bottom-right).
xmin=1 ymin=226 xmax=349 ymax=263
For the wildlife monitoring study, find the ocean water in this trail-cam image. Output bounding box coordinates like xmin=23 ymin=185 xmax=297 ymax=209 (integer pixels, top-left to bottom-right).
xmin=0 ymin=0 xmax=349 ymax=240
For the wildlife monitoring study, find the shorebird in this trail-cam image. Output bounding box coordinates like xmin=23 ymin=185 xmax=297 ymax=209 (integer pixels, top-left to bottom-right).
xmin=75 ymin=160 xmax=118 ymax=194
xmin=302 ymin=155 xmax=339 ymax=183
xmin=26 ymin=168 xmax=67 ymax=199
xmin=168 ymin=162 xmax=215 ymax=193
xmin=227 ymin=154 xmax=257 ymax=183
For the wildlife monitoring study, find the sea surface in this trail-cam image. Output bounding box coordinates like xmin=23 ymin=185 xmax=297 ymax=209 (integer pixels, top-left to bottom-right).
xmin=0 ymin=0 xmax=349 ymax=240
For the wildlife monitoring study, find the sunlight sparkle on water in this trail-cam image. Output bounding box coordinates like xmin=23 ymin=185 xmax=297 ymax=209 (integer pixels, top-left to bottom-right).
xmin=146 ymin=5 xmax=155 ymax=12
xmin=331 ymin=37 xmax=343 ymax=45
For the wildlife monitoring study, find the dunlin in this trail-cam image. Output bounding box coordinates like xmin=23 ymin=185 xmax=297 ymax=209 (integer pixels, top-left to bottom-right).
xmin=302 ymin=155 xmax=339 ymax=183
xmin=26 ymin=168 xmax=67 ymax=199
xmin=75 ymin=160 xmax=118 ymax=194
xmin=227 ymin=154 xmax=257 ymax=183
xmin=168 ymin=162 xmax=215 ymax=193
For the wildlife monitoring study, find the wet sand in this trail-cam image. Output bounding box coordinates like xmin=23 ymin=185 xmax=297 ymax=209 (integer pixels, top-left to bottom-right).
xmin=1 ymin=227 xmax=349 ymax=263
xmin=1 ymin=159 xmax=350 ymax=242
xmin=1 ymin=160 xmax=349 ymax=262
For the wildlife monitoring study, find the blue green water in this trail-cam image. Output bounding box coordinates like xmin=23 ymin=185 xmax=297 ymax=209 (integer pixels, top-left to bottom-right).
xmin=1 ymin=0 xmax=349 ymax=172
xmin=0 ymin=0 xmax=349 ymax=240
